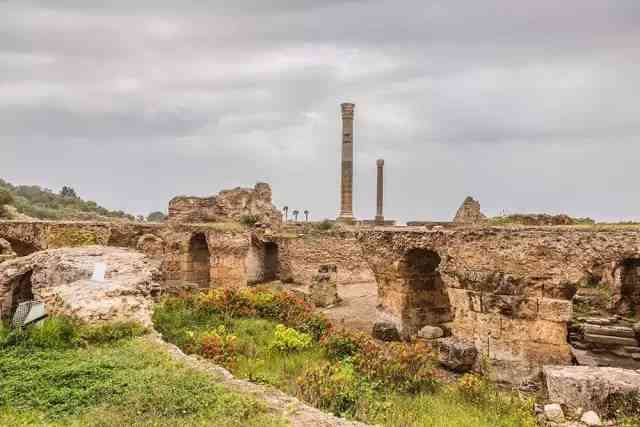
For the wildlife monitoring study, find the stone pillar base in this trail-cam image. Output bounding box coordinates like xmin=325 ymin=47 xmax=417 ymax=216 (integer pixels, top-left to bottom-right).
xmin=337 ymin=215 xmax=355 ymax=224
xmin=375 ymin=216 xmax=385 ymax=225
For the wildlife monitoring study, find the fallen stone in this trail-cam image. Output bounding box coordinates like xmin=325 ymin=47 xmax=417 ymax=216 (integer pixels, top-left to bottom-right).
xmin=544 ymin=365 xmax=640 ymax=411
xmin=417 ymin=325 xmax=444 ymax=340
xmin=0 ymin=246 xmax=161 ymax=326
xmin=372 ymin=322 xmax=401 ymax=342
xmin=543 ymin=403 xmax=564 ymax=422
xmin=583 ymin=333 xmax=638 ymax=347
xmin=580 ymin=411 xmax=602 ymax=426
xmin=633 ymin=322 xmax=640 ymax=336
xmin=585 ymin=318 xmax=612 ymax=325
xmin=437 ymin=337 xmax=478 ymax=372
xmin=309 ymin=264 xmax=339 ymax=308
xmin=584 ymin=324 xmax=635 ymax=338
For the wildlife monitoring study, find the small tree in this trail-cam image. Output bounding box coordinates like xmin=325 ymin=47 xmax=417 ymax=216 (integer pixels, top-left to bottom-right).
xmin=60 ymin=186 xmax=78 ymax=199
xmin=304 ymin=210 xmax=309 ymax=222
xmin=136 ymin=214 xmax=145 ymax=222
xmin=292 ymin=210 xmax=299 ymax=222
xmin=0 ymin=188 xmax=14 ymax=218
xmin=147 ymin=211 xmax=167 ymax=222
xmin=283 ymin=206 xmax=289 ymax=222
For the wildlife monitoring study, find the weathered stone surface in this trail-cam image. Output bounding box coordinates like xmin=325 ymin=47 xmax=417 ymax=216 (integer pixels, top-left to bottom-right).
xmin=543 ymin=403 xmax=565 ymax=423
xmin=583 ymin=333 xmax=638 ymax=347
xmin=0 ymin=238 xmax=16 ymax=263
xmin=168 ymin=183 xmax=282 ymax=226
xmin=437 ymin=337 xmax=478 ymax=372
xmin=544 ymin=365 xmax=640 ymax=411
xmin=0 ymin=246 xmax=161 ymax=325
xmin=417 ymin=325 xmax=444 ymax=339
xmin=452 ymin=196 xmax=486 ymax=224
xmin=136 ymin=234 xmax=164 ymax=258
xmin=358 ymin=227 xmax=640 ymax=383
xmin=372 ymin=321 xmax=401 ymax=342
xmin=583 ymin=324 xmax=635 ymax=338
xmin=580 ymin=411 xmax=602 ymax=426
xmin=277 ymin=232 xmax=374 ymax=286
xmin=309 ymin=264 xmax=339 ymax=307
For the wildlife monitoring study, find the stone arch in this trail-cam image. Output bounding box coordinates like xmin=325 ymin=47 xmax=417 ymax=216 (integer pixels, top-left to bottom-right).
xmin=400 ymin=248 xmax=452 ymax=335
xmin=136 ymin=234 xmax=164 ymax=258
xmin=614 ymin=258 xmax=640 ymax=316
xmin=246 ymin=238 xmax=280 ymax=285
xmin=1 ymin=270 xmax=34 ymax=320
xmin=186 ymin=233 xmax=211 ymax=287
xmin=2 ymin=237 xmax=38 ymax=257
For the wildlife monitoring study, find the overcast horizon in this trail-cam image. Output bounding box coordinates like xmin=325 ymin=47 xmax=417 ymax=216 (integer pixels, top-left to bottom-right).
xmin=1 ymin=1 xmax=639 ymax=222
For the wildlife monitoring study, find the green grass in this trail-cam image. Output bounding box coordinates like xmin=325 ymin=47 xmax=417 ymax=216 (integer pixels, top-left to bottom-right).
xmin=0 ymin=319 xmax=287 ymax=427
xmin=153 ymin=299 xmax=539 ymax=427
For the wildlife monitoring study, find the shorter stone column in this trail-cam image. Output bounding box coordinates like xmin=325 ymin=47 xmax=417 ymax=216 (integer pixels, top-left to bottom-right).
xmin=309 ymin=264 xmax=339 ymax=307
xmin=375 ymin=159 xmax=384 ymax=225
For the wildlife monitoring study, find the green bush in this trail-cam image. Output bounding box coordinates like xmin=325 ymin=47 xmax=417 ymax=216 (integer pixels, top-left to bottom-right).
xmin=0 ymin=317 xmax=146 ymax=350
xmin=199 ymin=325 xmax=238 ymax=368
xmin=240 ymin=214 xmax=260 ymax=226
xmin=321 ymin=328 xmax=367 ymax=360
xmin=315 ymin=219 xmax=334 ymax=231
xmin=270 ymin=324 xmax=312 ymax=353
xmin=297 ymin=361 xmax=382 ymax=419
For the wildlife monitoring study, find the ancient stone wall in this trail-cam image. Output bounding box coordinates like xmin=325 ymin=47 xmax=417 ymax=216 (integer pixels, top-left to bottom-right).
xmin=277 ymin=232 xmax=374 ymax=286
xmin=358 ymin=227 xmax=640 ymax=383
xmin=168 ymin=183 xmax=282 ymax=226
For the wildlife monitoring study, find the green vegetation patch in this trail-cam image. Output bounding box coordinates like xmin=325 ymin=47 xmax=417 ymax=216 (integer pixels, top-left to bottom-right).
xmin=0 ymin=318 xmax=286 ymax=427
xmin=153 ymin=288 xmax=539 ymax=427
xmin=46 ymin=228 xmax=104 ymax=248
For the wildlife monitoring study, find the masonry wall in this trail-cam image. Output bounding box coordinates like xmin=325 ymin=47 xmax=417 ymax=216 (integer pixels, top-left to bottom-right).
xmin=358 ymin=227 xmax=640 ymax=383
xmin=277 ymin=232 xmax=374 ymax=286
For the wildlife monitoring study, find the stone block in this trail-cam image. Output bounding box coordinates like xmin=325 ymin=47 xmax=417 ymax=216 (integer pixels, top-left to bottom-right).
xmin=584 ymin=324 xmax=635 ymax=338
xmin=584 ymin=333 xmax=639 ymax=347
xmin=544 ymin=365 xmax=640 ymax=411
xmin=417 ymin=325 xmax=444 ymax=339
xmin=537 ymin=298 xmax=572 ymax=322
xmin=543 ymin=403 xmax=564 ymax=423
xmin=309 ymin=264 xmax=339 ymax=308
xmin=437 ymin=337 xmax=478 ymax=372
xmin=482 ymin=293 xmax=537 ymax=319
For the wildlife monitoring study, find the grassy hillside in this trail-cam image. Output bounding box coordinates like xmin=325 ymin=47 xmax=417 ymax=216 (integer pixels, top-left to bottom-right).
xmin=0 ymin=178 xmax=134 ymax=221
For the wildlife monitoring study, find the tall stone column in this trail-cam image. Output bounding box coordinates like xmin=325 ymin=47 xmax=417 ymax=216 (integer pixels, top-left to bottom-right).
xmin=375 ymin=159 xmax=384 ymax=224
xmin=338 ymin=103 xmax=355 ymax=222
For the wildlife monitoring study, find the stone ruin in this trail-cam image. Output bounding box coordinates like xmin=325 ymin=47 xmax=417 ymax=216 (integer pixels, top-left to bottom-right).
xmin=452 ymin=196 xmax=486 ymax=223
xmin=309 ymin=264 xmax=339 ymax=307
xmin=168 ymin=182 xmax=282 ymax=226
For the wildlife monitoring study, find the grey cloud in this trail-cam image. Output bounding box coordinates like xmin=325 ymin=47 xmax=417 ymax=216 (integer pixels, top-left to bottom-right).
xmin=0 ymin=1 xmax=639 ymax=221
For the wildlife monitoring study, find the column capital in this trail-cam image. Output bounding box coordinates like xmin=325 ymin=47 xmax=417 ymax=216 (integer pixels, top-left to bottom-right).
xmin=341 ymin=102 xmax=355 ymax=119
xmin=377 ymin=159 xmax=384 ymax=167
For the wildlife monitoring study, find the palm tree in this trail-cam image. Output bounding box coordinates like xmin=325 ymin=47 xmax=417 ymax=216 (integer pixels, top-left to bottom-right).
xmin=292 ymin=210 xmax=299 ymax=222
xmin=304 ymin=210 xmax=309 ymax=222
xmin=283 ymin=206 xmax=288 ymax=222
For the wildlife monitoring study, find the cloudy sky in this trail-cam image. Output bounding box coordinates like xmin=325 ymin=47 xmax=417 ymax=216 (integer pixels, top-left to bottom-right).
xmin=1 ymin=1 xmax=639 ymax=222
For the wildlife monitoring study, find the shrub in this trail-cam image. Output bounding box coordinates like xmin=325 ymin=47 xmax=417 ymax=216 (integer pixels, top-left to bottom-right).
xmin=199 ymin=325 xmax=238 ymax=368
xmin=603 ymin=391 xmax=640 ymax=419
xmin=270 ymin=324 xmax=312 ymax=353
xmin=449 ymin=374 xmax=536 ymax=424
xmin=315 ymin=219 xmax=334 ymax=231
xmin=80 ymin=321 xmax=147 ymax=344
xmin=353 ymin=339 xmax=442 ymax=393
xmin=0 ymin=317 xmax=147 ymax=350
xmin=240 ymin=214 xmax=260 ymax=226
xmin=196 ymin=288 xmax=331 ymax=340
xmin=297 ymin=361 xmax=383 ymax=419
xmin=321 ymin=329 xmax=368 ymax=360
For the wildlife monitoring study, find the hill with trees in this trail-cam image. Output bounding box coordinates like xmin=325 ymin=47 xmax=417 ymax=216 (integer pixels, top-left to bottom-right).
xmin=0 ymin=178 xmax=134 ymax=221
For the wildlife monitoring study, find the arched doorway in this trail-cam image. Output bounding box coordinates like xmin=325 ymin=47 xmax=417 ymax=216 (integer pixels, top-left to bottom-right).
xmin=617 ymin=258 xmax=640 ymax=316
xmin=1 ymin=270 xmax=34 ymax=320
xmin=247 ymin=239 xmax=280 ymax=285
xmin=187 ymin=233 xmax=211 ymax=287
xmin=401 ymin=248 xmax=452 ymax=334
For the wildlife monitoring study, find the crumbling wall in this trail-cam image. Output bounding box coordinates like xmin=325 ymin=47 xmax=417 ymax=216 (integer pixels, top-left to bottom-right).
xmin=453 ymin=196 xmax=486 ymax=224
xmin=168 ymin=182 xmax=282 ymax=226
xmin=277 ymin=232 xmax=375 ymax=286
xmin=358 ymin=227 xmax=640 ymax=383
